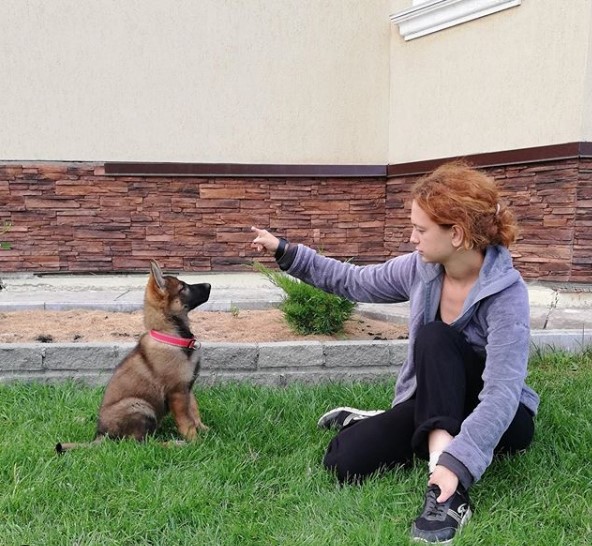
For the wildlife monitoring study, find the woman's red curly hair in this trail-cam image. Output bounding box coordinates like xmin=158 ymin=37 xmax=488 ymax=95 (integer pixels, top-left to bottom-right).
xmin=411 ymin=161 xmax=518 ymax=250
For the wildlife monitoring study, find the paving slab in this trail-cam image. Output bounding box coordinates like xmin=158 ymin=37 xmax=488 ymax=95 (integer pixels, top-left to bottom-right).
xmin=1 ymin=273 xmax=591 ymax=332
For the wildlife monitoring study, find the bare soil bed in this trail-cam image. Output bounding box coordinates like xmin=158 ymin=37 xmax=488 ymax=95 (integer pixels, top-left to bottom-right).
xmin=0 ymin=309 xmax=408 ymax=344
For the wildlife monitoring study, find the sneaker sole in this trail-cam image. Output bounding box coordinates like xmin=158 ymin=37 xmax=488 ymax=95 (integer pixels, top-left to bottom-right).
xmin=316 ymin=407 xmax=384 ymax=429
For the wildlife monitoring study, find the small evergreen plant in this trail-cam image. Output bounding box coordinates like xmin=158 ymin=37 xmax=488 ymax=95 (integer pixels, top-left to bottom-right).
xmin=254 ymin=261 xmax=355 ymax=335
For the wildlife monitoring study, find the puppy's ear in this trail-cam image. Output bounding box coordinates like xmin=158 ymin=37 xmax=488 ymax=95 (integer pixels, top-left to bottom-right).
xmin=150 ymin=260 xmax=167 ymax=291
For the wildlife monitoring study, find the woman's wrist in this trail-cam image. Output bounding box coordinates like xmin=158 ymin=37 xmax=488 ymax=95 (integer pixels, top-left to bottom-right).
xmin=276 ymin=241 xmax=297 ymax=271
xmin=274 ymin=238 xmax=288 ymax=260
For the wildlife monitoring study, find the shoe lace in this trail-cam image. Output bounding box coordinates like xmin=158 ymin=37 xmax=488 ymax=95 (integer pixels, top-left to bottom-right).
xmin=423 ymin=487 xmax=447 ymax=519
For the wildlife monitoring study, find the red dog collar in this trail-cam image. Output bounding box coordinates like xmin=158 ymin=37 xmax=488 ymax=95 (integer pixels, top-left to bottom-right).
xmin=149 ymin=330 xmax=198 ymax=350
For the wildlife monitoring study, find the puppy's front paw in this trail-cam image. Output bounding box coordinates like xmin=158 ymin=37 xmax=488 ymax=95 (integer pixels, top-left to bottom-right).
xmin=180 ymin=425 xmax=197 ymax=441
xmin=196 ymin=420 xmax=209 ymax=432
xmin=163 ymin=439 xmax=186 ymax=447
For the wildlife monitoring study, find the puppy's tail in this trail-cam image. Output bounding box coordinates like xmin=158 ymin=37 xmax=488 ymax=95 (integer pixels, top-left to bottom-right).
xmin=55 ymin=436 xmax=105 ymax=455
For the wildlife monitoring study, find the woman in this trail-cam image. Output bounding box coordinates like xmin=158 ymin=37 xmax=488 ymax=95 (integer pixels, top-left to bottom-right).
xmin=251 ymin=162 xmax=538 ymax=544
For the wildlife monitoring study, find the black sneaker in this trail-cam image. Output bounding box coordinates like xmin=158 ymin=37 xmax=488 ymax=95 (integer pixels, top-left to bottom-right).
xmin=411 ymin=484 xmax=472 ymax=544
xmin=316 ymin=407 xmax=384 ymax=430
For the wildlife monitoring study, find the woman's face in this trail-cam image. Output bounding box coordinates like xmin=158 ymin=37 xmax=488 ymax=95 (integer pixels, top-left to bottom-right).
xmin=409 ymin=200 xmax=455 ymax=263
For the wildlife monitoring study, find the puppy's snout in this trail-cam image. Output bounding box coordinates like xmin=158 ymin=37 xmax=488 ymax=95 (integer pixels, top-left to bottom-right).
xmin=187 ymin=282 xmax=211 ymax=309
xmin=202 ymin=283 xmax=211 ymax=299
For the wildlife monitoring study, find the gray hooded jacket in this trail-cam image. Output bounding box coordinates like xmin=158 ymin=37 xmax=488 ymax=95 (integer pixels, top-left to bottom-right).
xmin=284 ymin=244 xmax=539 ymax=485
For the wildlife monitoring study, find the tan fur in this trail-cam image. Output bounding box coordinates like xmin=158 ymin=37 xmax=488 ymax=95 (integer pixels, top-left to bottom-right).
xmin=56 ymin=261 xmax=211 ymax=453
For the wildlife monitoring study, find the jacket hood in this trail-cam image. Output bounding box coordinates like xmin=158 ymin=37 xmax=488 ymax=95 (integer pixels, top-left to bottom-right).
xmin=476 ymin=245 xmax=522 ymax=299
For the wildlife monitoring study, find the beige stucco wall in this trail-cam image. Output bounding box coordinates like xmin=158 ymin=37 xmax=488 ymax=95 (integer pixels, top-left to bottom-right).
xmin=4 ymin=1 xmax=590 ymax=166
xmin=389 ymin=0 xmax=592 ymax=163
xmin=0 ymin=0 xmax=390 ymax=164
xmin=583 ymin=1 xmax=592 ymax=141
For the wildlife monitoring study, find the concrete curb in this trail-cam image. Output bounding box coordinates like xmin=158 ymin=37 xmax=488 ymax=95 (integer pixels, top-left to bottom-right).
xmin=1 ymin=330 xmax=589 ymax=387
xmin=0 ymin=340 xmax=406 ymax=387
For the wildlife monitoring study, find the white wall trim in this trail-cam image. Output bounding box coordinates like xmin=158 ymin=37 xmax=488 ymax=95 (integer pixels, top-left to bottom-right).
xmin=390 ymin=0 xmax=522 ymax=41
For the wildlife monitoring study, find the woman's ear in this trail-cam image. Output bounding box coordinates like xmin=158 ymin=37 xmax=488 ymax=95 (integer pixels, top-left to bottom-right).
xmin=450 ymin=225 xmax=465 ymax=249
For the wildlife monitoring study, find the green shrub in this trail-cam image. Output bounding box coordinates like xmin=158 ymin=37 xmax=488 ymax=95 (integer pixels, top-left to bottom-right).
xmin=254 ymin=261 xmax=355 ymax=335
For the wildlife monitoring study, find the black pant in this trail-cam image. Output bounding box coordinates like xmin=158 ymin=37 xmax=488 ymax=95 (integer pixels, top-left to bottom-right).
xmin=323 ymin=321 xmax=535 ymax=484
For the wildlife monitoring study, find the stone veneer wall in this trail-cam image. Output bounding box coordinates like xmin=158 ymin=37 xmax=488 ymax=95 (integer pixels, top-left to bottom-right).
xmin=1 ymin=159 xmax=590 ymax=282
xmin=0 ymin=163 xmax=386 ymax=273
xmin=386 ymin=159 xmax=592 ymax=283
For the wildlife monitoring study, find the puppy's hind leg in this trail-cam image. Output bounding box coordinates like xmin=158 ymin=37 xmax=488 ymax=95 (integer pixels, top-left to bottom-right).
xmin=97 ymin=399 xmax=158 ymax=443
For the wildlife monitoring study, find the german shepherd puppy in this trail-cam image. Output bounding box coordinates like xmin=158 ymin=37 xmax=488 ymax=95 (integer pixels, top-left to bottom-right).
xmin=56 ymin=260 xmax=211 ymax=453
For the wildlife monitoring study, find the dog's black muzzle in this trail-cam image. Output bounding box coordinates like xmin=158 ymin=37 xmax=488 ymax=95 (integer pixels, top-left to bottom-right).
xmin=185 ymin=283 xmax=211 ymax=311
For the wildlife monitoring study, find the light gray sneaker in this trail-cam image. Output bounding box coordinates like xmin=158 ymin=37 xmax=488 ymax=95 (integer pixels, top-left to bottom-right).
xmin=316 ymin=406 xmax=385 ymax=430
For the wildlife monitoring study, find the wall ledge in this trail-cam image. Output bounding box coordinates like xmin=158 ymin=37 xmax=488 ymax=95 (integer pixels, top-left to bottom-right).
xmin=390 ymin=0 xmax=521 ymax=41
xmin=104 ymin=162 xmax=385 ymax=178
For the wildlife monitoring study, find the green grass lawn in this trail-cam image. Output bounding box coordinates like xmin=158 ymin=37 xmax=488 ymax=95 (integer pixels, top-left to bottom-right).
xmin=0 ymin=349 xmax=591 ymax=545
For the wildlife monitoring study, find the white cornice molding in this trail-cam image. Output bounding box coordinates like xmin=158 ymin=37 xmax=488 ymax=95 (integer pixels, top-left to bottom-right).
xmin=390 ymin=0 xmax=522 ymax=41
